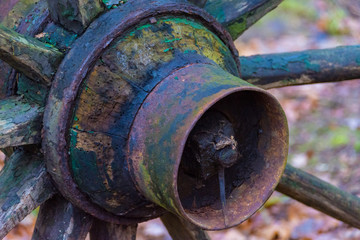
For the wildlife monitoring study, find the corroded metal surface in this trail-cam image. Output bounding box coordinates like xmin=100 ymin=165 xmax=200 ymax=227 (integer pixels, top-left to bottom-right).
xmin=127 ymin=63 xmax=288 ymax=230
xmin=43 ymin=0 xmax=239 ymax=224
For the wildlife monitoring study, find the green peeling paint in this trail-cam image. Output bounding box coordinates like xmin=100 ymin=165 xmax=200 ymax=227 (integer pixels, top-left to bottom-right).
xmin=69 ymin=129 xmax=78 ymax=148
xmin=165 ymin=18 xmax=204 ymax=30
xmin=68 ymin=15 xmax=239 ymax=215
xmin=163 ymin=38 xmax=182 ymax=43
xmin=102 ymin=0 xmax=128 ymax=9
xmin=304 ymin=59 xmax=320 ymax=72
xmin=227 ymin=18 xmax=247 ymax=39
xmin=163 ymin=47 xmax=174 ymax=53
xmin=356 ymin=57 xmax=360 ymax=65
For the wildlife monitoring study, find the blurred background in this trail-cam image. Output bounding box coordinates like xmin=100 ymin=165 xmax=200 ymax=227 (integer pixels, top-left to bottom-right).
xmin=1 ymin=0 xmax=360 ymax=239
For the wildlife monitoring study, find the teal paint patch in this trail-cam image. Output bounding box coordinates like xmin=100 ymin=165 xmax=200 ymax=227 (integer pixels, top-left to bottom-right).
xmin=38 ymin=24 xmax=78 ymax=52
xmin=69 ymin=130 xmax=107 ymax=195
xmin=69 ymin=129 xmax=78 ymax=148
xmin=356 ymin=57 xmax=360 ymax=65
xmin=163 ymin=37 xmax=182 ymax=43
xmin=184 ymin=49 xmax=197 ymax=54
xmin=134 ymin=23 xmax=153 ymax=32
xmin=205 ymin=2 xmax=226 ymax=23
xmin=70 ymin=148 xmax=105 ymax=192
xmin=271 ymin=57 xmax=290 ymax=72
xmin=165 ymin=17 xmax=204 ymax=30
xmin=304 ymin=59 xmax=320 ymax=72
xmin=17 ymin=75 xmax=49 ymax=105
xmin=103 ymin=0 xmax=128 ymax=9
xmin=163 ymin=47 xmax=174 ymax=53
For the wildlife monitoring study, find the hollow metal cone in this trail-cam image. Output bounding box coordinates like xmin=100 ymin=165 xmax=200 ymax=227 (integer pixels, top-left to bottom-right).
xmin=127 ymin=63 xmax=289 ymax=230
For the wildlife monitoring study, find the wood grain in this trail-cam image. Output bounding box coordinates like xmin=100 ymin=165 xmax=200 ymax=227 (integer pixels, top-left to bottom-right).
xmin=240 ymin=45 xmax=360 ymax=89
xmin=0 ymin=24 xmax=63 ymax=85
xmin=205 ymin=0 xmax=282 ymax=39
xmin=161 ymin=212 xmax=210 ymax=240
xmin=0 ymin=97 xmax=43 ymax=148
xmin=188 ymin=0 xmax=208 ymax=7
xmin=69 ymin=16 xmax=238 ymax=216
xmin=0 ymin=0 xmax=50 ymax=99
xmin=90 ymin=219 xmax=137 ymax=240
xmin=47 ymin=0 xmax=104 ymax=34
xmin=0 ymin=150 xmax=56 ymax=239
xmin=277 ymin=164 xmax=360 ymax=229
xmin=32 ymin=195 xmax=93 ymax=240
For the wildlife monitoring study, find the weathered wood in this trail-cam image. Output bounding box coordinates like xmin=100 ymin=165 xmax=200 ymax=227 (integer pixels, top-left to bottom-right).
xmin=0 ymin=97 xmax=43 ymax=148
xmin=0 ymin=0 xmax=45 ymax=31
xmin=0 ymin=150 xmax=56 ymax=239
xmin=90 ymin=219 xmax=137 ymax=240
xmin=188 ymin=0 xmax=207 ymax=7
xmin=0 ymin=147 xmax=14 ymax=163
xmin=0 ymin=24 xmax=63 ymax=85
xmin=0 ymin=0 xmax=20 ymax=23
xmin=241 ymin=45 xmax=360 ymax=89
xmin=0 ymin=0 xmax=50 ymax=99
xmin=68 ymin=16 xmax=238 ymax=216
xmin=276 ymin=164 xmax=360 ymax=229
xmin=0 ymin=62 xmax=15 ymax=99
xmin=47 ymin=0 xmax=105 ymax=34
xmin=32 ymin=195 xmax=93 ymax=240
xmin=161 ymin=212 xmax=211 ymax=240
xmin=205 ymin=0 xmax=282 ymax=39
xmin=17 ymin=74 xmax=50 ymax=106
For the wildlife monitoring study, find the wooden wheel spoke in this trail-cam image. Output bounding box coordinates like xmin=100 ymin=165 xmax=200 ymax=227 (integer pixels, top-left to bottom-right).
xmin=0 ymin=150 xmax=56 ymax=239
xmin=0 ymin=24 xmax=63 ymax=85
xmin=161 ymin=212 xmax=211 ymax=240
xmin=240 ymin=45 xmax=360 ymax=89
xmin=90 ymin=219 xmax=137 ymax=240
xmin=204 ymin=0 xmax=282 ymax=39
xmin=276 ymin=164 xmax=360 ymax=229
xmin=46 ymin=0 xmax=105 ymax=34
xmin=0 ymin=97 xmax=43 ymax=148
xmin=188 ymin=0 xmax=208 ymax=7
xmin=32 ymin=195 xmax=93 ymax=240
xmin=0 ymin=147 xmax=13 ymax=162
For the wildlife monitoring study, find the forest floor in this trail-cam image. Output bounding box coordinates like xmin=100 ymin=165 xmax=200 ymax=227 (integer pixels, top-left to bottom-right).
xmin=2 ymin=0 xmax=360 ymax=239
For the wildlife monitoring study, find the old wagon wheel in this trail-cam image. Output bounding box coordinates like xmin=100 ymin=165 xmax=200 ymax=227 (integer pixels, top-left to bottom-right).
xmin=0 ymin=0 xmax=359 ymax=239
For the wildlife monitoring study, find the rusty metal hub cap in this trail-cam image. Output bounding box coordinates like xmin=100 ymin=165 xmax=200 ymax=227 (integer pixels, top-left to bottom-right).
xmin=128 ymin=63 xmax=288 ymax=229
xmin=42 ymin=0 xmax=289 ymax=228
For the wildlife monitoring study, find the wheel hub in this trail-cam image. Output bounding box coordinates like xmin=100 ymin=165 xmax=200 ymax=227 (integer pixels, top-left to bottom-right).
xmin=41 ymin=0 xmax=288 ymax=228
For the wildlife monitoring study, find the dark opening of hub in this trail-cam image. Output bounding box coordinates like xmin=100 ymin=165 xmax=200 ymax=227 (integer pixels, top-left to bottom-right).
xmin=177 ymin=91 xmax=275 ymax=225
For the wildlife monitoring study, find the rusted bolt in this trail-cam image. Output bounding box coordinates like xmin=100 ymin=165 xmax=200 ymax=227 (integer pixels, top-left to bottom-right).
xmin=181 ymin=110 xmax=239 ymax=179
